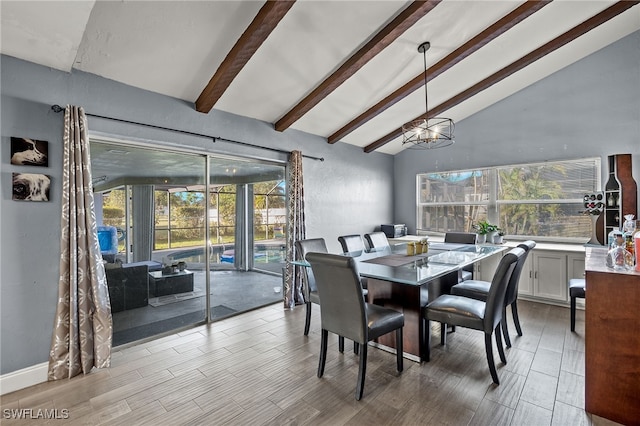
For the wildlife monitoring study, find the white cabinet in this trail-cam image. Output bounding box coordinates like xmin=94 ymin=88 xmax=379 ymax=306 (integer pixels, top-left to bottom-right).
xmin=518 ymin=249 xmax=585 ymax=303
xmin=472 ymin=245 xmax=585 ymax=305
xmin=567 ymin=253 xmax=586 ymax=280
xmin=474 ymin=253 xmax=502 ymax=281
xmin=518 ymin=254 xmax=534 ymax=296
xmin=532 ymin=252 xmax=567 ymax=301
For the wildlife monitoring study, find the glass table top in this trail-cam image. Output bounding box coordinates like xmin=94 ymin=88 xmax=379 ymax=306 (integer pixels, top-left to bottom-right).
xmin=291 ymin=244 xmax=507 ymax=286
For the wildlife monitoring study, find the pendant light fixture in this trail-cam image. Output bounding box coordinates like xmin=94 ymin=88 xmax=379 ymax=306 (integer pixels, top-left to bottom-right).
xmin=402 ymin=42 xmax=455 ymax=149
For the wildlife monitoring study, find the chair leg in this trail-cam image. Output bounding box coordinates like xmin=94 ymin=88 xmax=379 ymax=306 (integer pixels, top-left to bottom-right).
xmin=485 ymin=333 xmax=500 ymax=385
xmin=304 ymin=302 xmax=312 ymax=336
xmin=440 ymin=322 xmax=447 ymax=346
xmin=318 ymin=329 xmax=328 ymax=378
xmin=423 ymin=318 xmax=431 ymax=362
xmin=570 ymin=296 xmax=577 ymax=332
xmin=339 ymin=336 xmax=344 ymax=353
xmin=512 ymin=301 xmax=523 ymax=336
xmin=501 ymin=307 xmax=512 ymax=349
xmin=495 ymin=325 xmax=507 ymax=364
xmin=355 ymin=343 xmax=368 ymax=400
xmin=354 ymin=341 xmax=359 ymax=355
xmin=396 ymin=329 xmax=403 ymax=372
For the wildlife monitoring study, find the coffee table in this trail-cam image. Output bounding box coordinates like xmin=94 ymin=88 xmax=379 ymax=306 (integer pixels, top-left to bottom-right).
xmin=148 ymin=270 xmax=194 ymax=297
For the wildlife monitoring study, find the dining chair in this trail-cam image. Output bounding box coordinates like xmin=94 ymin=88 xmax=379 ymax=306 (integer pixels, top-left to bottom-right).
xmin=294 ymin=238 xmax=328 ymax=336
xmin=569 ymin=278 xmax=586 ymax=332
xmin=450 ymin=240 xmax=536 ymax=347
xmin=423 ymin=247 xmax=524 ymax=385
xmin=338 ymin=235 xmax=369 ymax=304
xmin=306 ymin=252 xmax=404 ymax=400
xmin=444 ymin=232 xmax=477 ymax=281
xmin=338 ymin=234 xmax=366 ymax=255
xmin=364 ymin=231 xmax=390 ymax=252
xmin=295 ymin=238 xmax=361 ymax=353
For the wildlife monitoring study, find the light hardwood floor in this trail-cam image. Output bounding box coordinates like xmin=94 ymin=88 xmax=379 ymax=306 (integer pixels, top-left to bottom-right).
xmin=0 ymin=300 xmax=623 ymax=425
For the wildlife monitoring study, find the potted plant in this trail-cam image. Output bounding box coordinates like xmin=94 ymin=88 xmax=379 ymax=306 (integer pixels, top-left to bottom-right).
xmin=493 ymin=230 xmax=505 ymax=244
xmin=473 ymin=220 xmax=500 ymax=244
xmin=473 ymin=220 xmax=490 ymax=244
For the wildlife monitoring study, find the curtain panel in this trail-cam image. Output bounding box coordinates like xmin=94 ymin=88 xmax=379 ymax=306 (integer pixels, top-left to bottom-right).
xmin=48 ymin=105 xmax=113 ymax=380
xmin=284 ymin=151 xmax=306 ymax=308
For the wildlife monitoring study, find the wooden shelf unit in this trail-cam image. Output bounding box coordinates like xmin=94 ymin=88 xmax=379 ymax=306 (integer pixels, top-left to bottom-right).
xmin=602 ymin=154 xmax=637 ymax=243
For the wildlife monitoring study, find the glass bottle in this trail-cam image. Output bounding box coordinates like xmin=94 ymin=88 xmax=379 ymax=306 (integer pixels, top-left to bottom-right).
xmin=623 ymin=215 xmax=636 ymax=259
xmin=608 ymin=228 xmax=617 ymax=248
xmin=606 ymin=232 xmax=633 ymax=271
xmin=623 ymin=214 xmax=636 ymax=234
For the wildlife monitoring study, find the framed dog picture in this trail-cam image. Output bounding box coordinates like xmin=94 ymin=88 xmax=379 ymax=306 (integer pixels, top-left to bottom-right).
xmin=12 ymin=173 xmax=51 ymax=201
xmin=11 ymin=137 xmax=49 ymax=167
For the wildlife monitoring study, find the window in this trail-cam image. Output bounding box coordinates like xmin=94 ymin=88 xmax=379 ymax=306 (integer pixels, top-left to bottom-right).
xmin=417 ymin=158 xmax=601 ymax=241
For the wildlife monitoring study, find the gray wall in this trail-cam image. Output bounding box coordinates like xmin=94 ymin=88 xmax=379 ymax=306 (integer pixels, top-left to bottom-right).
xmin=0 ymin=56 xmax=394 ymax=374
xmin=394 ymin=31 xmax=640 ymax=233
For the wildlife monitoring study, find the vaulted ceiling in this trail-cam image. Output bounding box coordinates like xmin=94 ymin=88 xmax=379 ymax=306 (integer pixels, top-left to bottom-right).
xmin=2 ymin=1 xmax=639 ymax=155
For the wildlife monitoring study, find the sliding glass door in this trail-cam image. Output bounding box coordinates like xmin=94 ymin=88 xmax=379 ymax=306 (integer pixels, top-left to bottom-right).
xmin=91 ymin=140 xmax=285 ymax=346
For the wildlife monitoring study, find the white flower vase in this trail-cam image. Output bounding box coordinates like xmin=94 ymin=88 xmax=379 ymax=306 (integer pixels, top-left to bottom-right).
xmin=487 ymin=231 xmax=498 ymax=244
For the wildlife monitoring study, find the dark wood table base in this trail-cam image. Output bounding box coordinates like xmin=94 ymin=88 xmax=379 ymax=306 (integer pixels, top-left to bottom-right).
xmin=366 ymin=271 xmax=459 ymax=361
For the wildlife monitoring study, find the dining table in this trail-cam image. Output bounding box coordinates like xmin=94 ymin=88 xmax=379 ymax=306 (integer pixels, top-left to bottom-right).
xmin=292 ymin=241 xmax=508 ymax=362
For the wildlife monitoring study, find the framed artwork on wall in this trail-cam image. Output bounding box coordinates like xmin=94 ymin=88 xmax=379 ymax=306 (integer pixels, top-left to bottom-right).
xmin=12 ymin=173 xmax=51 ymax=201
xmin=10 ymin=137 xmax=48 ymax=167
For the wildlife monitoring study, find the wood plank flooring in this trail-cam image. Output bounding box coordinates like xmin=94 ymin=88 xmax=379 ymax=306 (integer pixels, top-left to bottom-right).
xmin=0 ymin=300 xmax=623 ymax=425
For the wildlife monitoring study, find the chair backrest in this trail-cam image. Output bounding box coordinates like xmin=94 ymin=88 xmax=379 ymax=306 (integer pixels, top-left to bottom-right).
xmin=294 ymin=238 xmax=328 ymax=294
xmin=306 ymin=252 xmax=367 ymax=344
xmin=364 ymin=232 xmax=390 ymax=251
xmin=444 ymin=232 xmax=477 ymax=244
xmin=504 ymin=240 xmax=536 ymax=305
xmin=338 ymin=234 xmax=366 ymax=255
xmin=484 ymin=247 xmax=525 ymax=333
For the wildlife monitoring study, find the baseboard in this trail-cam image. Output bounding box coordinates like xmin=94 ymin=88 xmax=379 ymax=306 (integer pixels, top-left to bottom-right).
xmin=0 ymin=363 xmax=48 ymax=395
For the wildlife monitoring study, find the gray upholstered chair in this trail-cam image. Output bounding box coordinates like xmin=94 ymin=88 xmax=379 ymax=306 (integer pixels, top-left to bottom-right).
xmin=295 ymin=238 xmax=328 ymax=336
xmin=450 ymin=241 xmax=536 ymax=347
xmin=423 ymin=247 xmax=524 ymax=385
xmin=569 ymin=278 xmax=586 ymax=332
xmin=338 ymin=234 xmax=366 ymax=255
xmin=364 ymin=231 xmax=390 ymax=252
xmin=306 ymin=252 xmax=404 ymax=400
xmin=444 ymin=232 xmax=477 ymax=281
xmin=338 ymin=235 xmax=369 ymax=299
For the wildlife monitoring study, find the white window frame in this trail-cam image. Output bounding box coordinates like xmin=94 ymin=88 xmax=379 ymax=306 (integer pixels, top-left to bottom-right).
xmin=416 ymin=157 xmax=601 ymax=243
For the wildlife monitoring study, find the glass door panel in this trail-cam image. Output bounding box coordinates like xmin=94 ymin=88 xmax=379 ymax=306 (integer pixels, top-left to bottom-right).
xmin=91 ymin=140 xmax=287 ymax=345
xmin=91 ymin=141 xmax=207 ymax=346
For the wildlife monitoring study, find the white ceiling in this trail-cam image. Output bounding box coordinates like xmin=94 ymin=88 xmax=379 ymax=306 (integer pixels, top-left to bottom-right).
xmin=2 ymin=0 xmax=639 ymax=155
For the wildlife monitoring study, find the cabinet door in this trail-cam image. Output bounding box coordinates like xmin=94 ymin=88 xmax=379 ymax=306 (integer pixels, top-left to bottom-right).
xmin=518 ymin=254 xmax=534 ymax=296
xmin=475 ymin=252 xmax=502 ymax=281
xmin=567 ymin=253 xmax=586 ymax=279
xmin=533 ymin=252 xmax=567 ymax=301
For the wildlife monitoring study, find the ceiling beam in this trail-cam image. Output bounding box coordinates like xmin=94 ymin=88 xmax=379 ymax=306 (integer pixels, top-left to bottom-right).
xmin=328 ymin=0 xmax=551 ymax=144
xmin=195 ymin=0 xmax=296 ymax=114
xmin=364 ymin=0 xmax=640 ymax=153
xmin=273 ymin=0 xmax=442 ymax=132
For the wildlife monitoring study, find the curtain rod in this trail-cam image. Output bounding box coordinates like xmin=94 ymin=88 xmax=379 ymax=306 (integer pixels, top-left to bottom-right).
xmin=51 ymin=105 xmax=324 ymax=162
